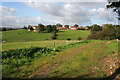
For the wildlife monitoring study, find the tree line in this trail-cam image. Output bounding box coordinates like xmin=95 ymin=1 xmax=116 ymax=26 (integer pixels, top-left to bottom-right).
xmin=87 ymin=24 xmax=120 ymax=40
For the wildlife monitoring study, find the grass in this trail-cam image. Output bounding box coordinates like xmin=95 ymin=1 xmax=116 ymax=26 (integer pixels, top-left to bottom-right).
xmin=48 ymin=41 xmax=106 ymax=78
xmin=2 ymin=40 xmax=78 ymax=51
xmin=2 ymin=40 xmax=119 ymax=79
xmin=104 ymin=40 xmax=118 ymax=57
xmin=2 ymin=29 xmax=90 ymax=42
xmin=2 ymin=28 xmax=119 ymax=79
xmin=57 ymin=30 xmax=90 ymax=40
xmin=3 ymin=42 xmax=93 ymax=77
xmin=2 ymin=29 xmax=52 ymax=42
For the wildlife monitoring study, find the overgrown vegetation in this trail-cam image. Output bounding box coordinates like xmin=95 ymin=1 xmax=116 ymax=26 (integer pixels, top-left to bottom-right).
xmin=2 ymin=40 xmax=89 ymax=78
xmin=87 ymin=24 xmax=120 ymax=40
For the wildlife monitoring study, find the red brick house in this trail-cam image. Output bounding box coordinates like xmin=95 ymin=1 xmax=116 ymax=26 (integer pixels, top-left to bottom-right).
xmin=70 ymin=26 xmax=77 ymax=30
xmin=28 ymin=25 xmax=37 ymax=32
xmin=77 ymin=27 xmax=88 ymax=30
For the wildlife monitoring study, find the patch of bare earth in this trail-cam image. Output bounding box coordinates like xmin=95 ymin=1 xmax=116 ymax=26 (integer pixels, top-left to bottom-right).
xmin=90 ymin=41 xmax=120 ymax=79
xmin=99 ymin=53 xmax=120 ymax=79
xmin=91 ymin=52 xmax=120 ymax=80
xmin=26 ymin=41 xmax=104 ymax=78
xmin=104 ymin=41 xmax=112 ymax=46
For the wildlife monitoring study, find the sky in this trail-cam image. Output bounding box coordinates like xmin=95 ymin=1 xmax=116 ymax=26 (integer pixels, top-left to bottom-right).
xmin=0 ymin=1 xmax=119 ymax=28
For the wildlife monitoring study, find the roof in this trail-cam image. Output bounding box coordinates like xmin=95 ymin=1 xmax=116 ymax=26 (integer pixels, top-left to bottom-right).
xmin=30 ymin=25 xmax=36 ymax=27
xmin=58 ymin=27 xmax=68 ymax=29
xmin=77 ymin=27 xmax=88 ymax=29
xmin=70 ymin=26 xmax=77 ymax=28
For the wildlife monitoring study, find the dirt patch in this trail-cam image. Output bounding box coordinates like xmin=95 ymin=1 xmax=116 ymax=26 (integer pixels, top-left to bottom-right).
xmin=98 ymin=53 xmax=120 ymax=79
xmin=34 ymin=63 xmax=58 ymax=78
xmin=26 ymin=38 xmax=32 ymax=41
xmin=104 ymin=41 xmax=112 ymax=46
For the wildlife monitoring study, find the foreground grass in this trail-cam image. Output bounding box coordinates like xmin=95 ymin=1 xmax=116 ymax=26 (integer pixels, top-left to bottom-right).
xmin=18 ymin=40 xmax=118 ymax=78
xmin=2 ymin=29 xmax=90 ymax=42
xmin=2 ymin=40 xmax=119 ymax=79
xmin=2 ymin=40 xmax=92 ymax=78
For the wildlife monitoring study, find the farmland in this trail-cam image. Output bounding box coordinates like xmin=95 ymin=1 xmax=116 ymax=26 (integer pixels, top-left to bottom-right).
xmin=1 ymin=29 xmax=120 ymax=79
xmin=2 ymin=29 xmax=90 ymax=42
xmin=2 ymin=40 xmax=77 ymax=51
xmin=2 ymin=29 xmax=90 ymax=51
xmin=2 ymin=40 xmax=119 ymax=79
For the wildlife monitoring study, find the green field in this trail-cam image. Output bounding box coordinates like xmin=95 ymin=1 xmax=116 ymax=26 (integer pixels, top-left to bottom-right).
xmin=2 ymin=40 xmax=78 ymax=51
xmin=2 ymin=29 xmax=119 ymax=79
xmin=2 ymin=40 xmax=119 ymax=79
xmin=57 ymin=30 xmax=90 ymax=40
xmin=2 ymin=29 xmax=90 ymax=42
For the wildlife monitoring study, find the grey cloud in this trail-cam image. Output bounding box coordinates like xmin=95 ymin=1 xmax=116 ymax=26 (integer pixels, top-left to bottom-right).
xmin=90 ymin=7 xmax=118 ymax=23
xmin=1 ymin=2 xmax=118 ymax=28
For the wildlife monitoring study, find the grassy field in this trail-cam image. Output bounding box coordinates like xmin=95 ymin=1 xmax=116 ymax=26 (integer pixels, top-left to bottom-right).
xmin=57 ymin=30 xmax=90 ymax=40
xmin=2 ymin=40 xmax=78 ymax=51
xmin=3 ymin=40 xmax=119 ymax=79
xmin=2 ymin=29 xmax=119 ymax=79
xmin=2 ymin=29 xmax=90 ymax=42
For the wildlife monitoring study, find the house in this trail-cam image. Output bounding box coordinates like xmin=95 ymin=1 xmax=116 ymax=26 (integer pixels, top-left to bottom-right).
xmin=70 ymin=26 xmax=77 ymax=30
xmin=57 ymin=27 xmax=68 ymax=30
xmin=28 ymin=25 xmax=37 ymax=32
xmin=83 ymin=27 xmax=88 ymax=29
xmin=77 ymin=27 xmax=88 ymax=30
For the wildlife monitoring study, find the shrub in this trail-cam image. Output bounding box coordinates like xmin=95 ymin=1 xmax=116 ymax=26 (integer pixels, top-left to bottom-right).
xmin=78 ymin=37 xmax=82 ymax=40
xmin=77 ymin=28 xmax=85 ymax=30
xmin=30 ymin=27 xmax=33 ymax=31
xmin=46 ymin=25 xmax=52 ymax=33
xmin=2 ymin=28 xmax=7 ymax=31
xmin=87 ymin=24 xmax=119 ymax=40
xmin=67 ymin=38 xmax=71 ymax=40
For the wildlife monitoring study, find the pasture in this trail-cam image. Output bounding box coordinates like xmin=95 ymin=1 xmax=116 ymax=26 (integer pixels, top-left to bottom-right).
xmin=2 ymin=29 xmax=120 ymax=79
xmin=2 ymin=40 xmax=119 ymax=79
xmin=2 ymin=40 xmax=78 ymax=51
xmin=2 ymin=29 xmax=90 ymax=42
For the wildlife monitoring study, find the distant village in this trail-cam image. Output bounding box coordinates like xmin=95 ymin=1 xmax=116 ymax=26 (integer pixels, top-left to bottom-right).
xmin=28 ymin=25 xmax=88 ymax=32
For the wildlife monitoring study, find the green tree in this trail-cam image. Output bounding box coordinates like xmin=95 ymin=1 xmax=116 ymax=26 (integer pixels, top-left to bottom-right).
xmin=56 ymin=23 xmax=62 ymax=27
xmin=30 ymin=27 xmax=33 ymax=31
xmin=38 ymin=23 xmax=44 ymax=33
xmin=64 ymin=25 xmax=69 ymax=29
xmin=46 ymin=25 xmax=52 ymax=33
xmin=28 ymin=25 xmax=31 ymax=29
xmin=23 ymin=26 xmax=27 ymax=29
xmin=2 ymin=28 xmax=7 ymax=31
xmin=86 ymin=26 xmax=93 ymax=30
xmin=115 ymin=26 xmax=120 ymax=39
xmin=52 ymin=25 xmax=57 ymax=32
xmin=107 ymin=1 xmax=120 ymax=20
xmin=74 ymin=24 xmax=79 ymax=27
xmin=101 ymin=24 xmax=116 ymax=40
xmin=91 ymin=24 xmax=102 ymax=31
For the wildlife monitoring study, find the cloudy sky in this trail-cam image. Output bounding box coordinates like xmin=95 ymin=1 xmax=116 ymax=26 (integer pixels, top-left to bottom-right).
xmin=0 ymin=1 xmax=118 ymax=28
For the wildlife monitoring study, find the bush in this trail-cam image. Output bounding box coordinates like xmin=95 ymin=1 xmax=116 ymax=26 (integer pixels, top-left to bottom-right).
xmin=77 ymin=28 xmax=85 ymax=30
xmin=78 ymin=37 xmax=82 ymax=40
xmin=67 ymin=38 xmax=71 ymax=40
xmin=2 ymin=28 xmax=7 ymax=31
xmin=87 ymin=24 xmax=119 ymax=40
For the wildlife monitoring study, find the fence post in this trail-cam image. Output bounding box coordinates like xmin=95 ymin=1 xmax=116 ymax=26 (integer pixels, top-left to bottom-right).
xmin=53 ymin=41 xmax=55 ymax=47
xmin=30 ymin=45 xmax=32 ymax=48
